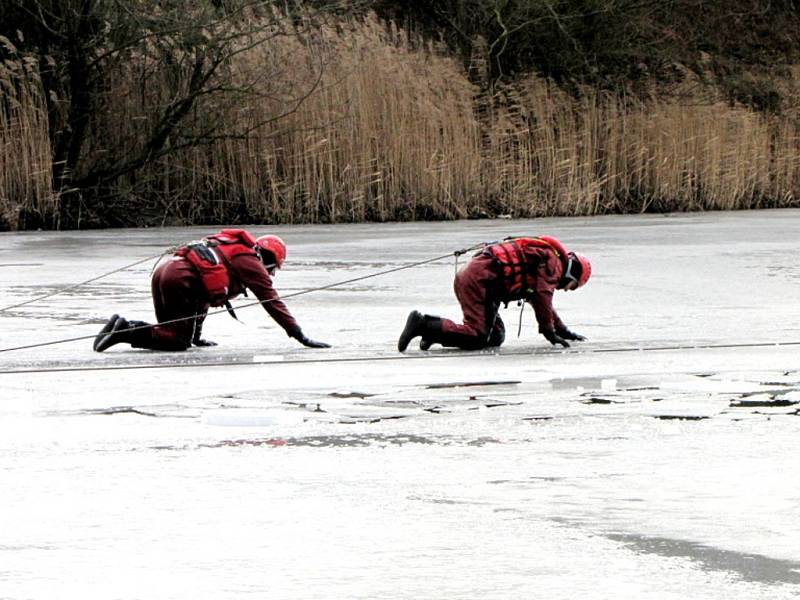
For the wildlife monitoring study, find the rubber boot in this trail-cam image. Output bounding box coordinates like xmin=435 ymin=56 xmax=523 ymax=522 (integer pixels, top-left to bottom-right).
xmin=94 ymin=316 xmax=134 ymax=352
xmin=94 ymin=318 xmax=154 ymax=352
xmin=419 ymin=316 xmax=445 ymax=350
xmin=93 ymin=314 xmax=120 ymax=351
xmin=398 ymin=310 xmax=426 ymax=352
xmin=429 ymin=312 xmax=504 ymax=351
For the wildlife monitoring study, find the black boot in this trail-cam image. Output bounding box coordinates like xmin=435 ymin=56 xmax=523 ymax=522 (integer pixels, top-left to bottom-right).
xmin=398 ymin=310 xmax=425 ymax=352
xmin=399 ymin=312 xmax=445 ymax=352
xmin=93 ymin=314 xmax=119 ymax=351
xmin=418 ymin=316 xmax=444 ymax=350
xmin=94 ymin=317 xmax=152 ymax=352
xmin=94 ymin=316 xmax=132 ymax=352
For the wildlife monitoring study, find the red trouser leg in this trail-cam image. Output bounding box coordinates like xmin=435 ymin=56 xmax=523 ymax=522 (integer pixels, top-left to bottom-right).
xmin=131 ymin=260 xmax=203 ymax=351
xmin=439 ymin=254 xmax=501 ymax=350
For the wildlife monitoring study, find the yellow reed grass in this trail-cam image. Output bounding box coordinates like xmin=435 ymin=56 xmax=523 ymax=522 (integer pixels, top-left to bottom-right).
xmin=0 ymin=40 xmax=55 ymax=229
xmin=1 ymin=14 xmax=799 ymax=229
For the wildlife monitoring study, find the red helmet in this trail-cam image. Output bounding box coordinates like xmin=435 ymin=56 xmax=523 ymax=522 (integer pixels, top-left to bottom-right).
xmin=255 ymin=234 xmax=287 ymax=269
xmin=566 ymin=251 xmax=592 ymax=289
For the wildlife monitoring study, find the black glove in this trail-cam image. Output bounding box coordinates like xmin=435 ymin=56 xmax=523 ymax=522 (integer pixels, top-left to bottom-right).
xmin=291 ymin=329 xmax=331 ymax=349
xmin=555 ymin=325 xmax=586 ymax=341
xmin=542 ymin=329 xmax=570 ymax=348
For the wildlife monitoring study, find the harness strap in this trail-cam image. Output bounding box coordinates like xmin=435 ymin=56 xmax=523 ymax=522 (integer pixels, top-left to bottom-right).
xmin=490 ymin=239 xmax=538 ymax=298
xmin=204 ymin=238 xmax=245 ymax=316
xmin=175 ymin=236 xmax=250 ymax=318
xmin=510 ymin=241 xmax=535 ymax=295
xmin=224 ymin=300 xmax=239 ymax=321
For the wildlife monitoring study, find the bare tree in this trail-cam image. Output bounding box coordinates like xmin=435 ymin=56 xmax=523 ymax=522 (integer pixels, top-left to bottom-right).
xmin=0 ymin=0 xmax=368 ymax=227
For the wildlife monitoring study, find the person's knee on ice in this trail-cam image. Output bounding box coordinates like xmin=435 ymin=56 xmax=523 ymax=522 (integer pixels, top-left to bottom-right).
xmin=413 ymin=315 xmax=487 ymax=352
xmin=439 ymin=326 xmax=490 ymax=350
xmin=416 ymin=317 xmax=503 ymax=352
xmin=487 ymin=316 xmax=505 ymax=347
xmin=415 ymin=316 xmax=489 ymax=351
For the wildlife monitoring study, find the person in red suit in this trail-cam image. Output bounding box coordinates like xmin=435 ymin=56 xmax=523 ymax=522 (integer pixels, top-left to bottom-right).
xmin=94 ymin=229 xmax=329 ymax=352
xmin=398 ymin=236 xmax=591 ymax=352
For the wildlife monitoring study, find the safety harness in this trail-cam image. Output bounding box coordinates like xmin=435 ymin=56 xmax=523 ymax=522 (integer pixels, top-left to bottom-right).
xmin=483 ymin=236 xmax=570 ymax=337
xmin=174 ymin=229 xmax=258 ymax=316
xmin=488 ymin=235 xmax=569 ymax=299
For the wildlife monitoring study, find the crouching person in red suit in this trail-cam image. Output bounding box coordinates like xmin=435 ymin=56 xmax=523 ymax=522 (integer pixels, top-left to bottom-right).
xmin=398 ymin=236 xmax=591 ymax=352
xmin=94 ymin=229 xmax=330 ymax=352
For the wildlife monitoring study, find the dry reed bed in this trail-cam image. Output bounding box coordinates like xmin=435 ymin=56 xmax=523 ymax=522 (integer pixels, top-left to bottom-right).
xmin=0 ymin=41 xmax=55 ymax=230
xmin=1 ymin=17 xmax=799 ymax=229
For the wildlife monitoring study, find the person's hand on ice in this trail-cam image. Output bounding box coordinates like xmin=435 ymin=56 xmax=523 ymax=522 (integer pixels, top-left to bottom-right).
xmin=542 ymin=329 xmax=570 ymax=347
xmin=291 ymin=328 xmax=331 ymax=349
xmin=555 ymin=325 xmax=586 ymax=341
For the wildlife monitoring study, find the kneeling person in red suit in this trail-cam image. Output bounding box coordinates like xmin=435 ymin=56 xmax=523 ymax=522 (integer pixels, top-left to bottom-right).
xmin=398 ymin=236 xmax=591 ymax=352
xmin=94 ymin=229 xmax=329 ymax=352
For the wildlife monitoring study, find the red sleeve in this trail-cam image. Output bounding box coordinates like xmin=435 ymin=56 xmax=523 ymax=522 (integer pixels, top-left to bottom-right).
xmin=529 ymin=289 xmax=559 ymax=333
xmin=525 ymin=247 xmax=564 ymax=333
xmin=228 ymin=254 xmax=299 ymax=335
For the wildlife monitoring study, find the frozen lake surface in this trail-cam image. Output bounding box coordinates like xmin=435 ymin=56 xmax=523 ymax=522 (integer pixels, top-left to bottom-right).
xmin=1 ymin=211 xmax=799 ymax=599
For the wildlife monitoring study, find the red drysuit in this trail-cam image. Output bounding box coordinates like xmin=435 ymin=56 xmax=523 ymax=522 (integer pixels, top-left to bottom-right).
xmin=143 ymin=250 xmax=299 ymax=350
xmin=398 ymin=236 xmax=589 ymax=352
xmin=442 ymin=239 xmax=567 ymax=346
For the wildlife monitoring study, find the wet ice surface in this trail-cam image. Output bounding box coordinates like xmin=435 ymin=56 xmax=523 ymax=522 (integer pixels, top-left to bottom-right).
xmin=1 ymin=211 xmax=800 ymax=599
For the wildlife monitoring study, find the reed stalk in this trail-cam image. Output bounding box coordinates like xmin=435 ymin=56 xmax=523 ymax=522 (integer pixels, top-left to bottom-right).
xmin=0 ymin=38 xmax=55 ymax=230
xmin=1 ymin=16 xmax=798 ymax=229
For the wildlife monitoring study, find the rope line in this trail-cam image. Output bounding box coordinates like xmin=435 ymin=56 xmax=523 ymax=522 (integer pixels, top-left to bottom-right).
xmin=5 ymin=240 xmax=797 ymax=368
xmin=0 ymin=244 xmax=486 ymax=354
xmin=1 ymin=340 xmax=798 ymax=376
xmin=0 ymin=253 xmax=167 ymax=313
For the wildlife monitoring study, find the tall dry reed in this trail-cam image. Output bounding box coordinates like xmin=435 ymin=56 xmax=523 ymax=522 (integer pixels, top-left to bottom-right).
xmin=0 ymin=36 xmax=55 ymax=229
xmin=485 ymin=80 xmax=800 ymax=216
xmin=140 ymin=16 xmax=484 ymax=224
xmin=1 ymin=15 xmax=799 ymax=229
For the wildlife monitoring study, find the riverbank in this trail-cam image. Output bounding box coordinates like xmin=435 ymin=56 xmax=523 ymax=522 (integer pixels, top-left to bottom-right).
xmin=2 ymin=13 xmax=799 ymax=230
